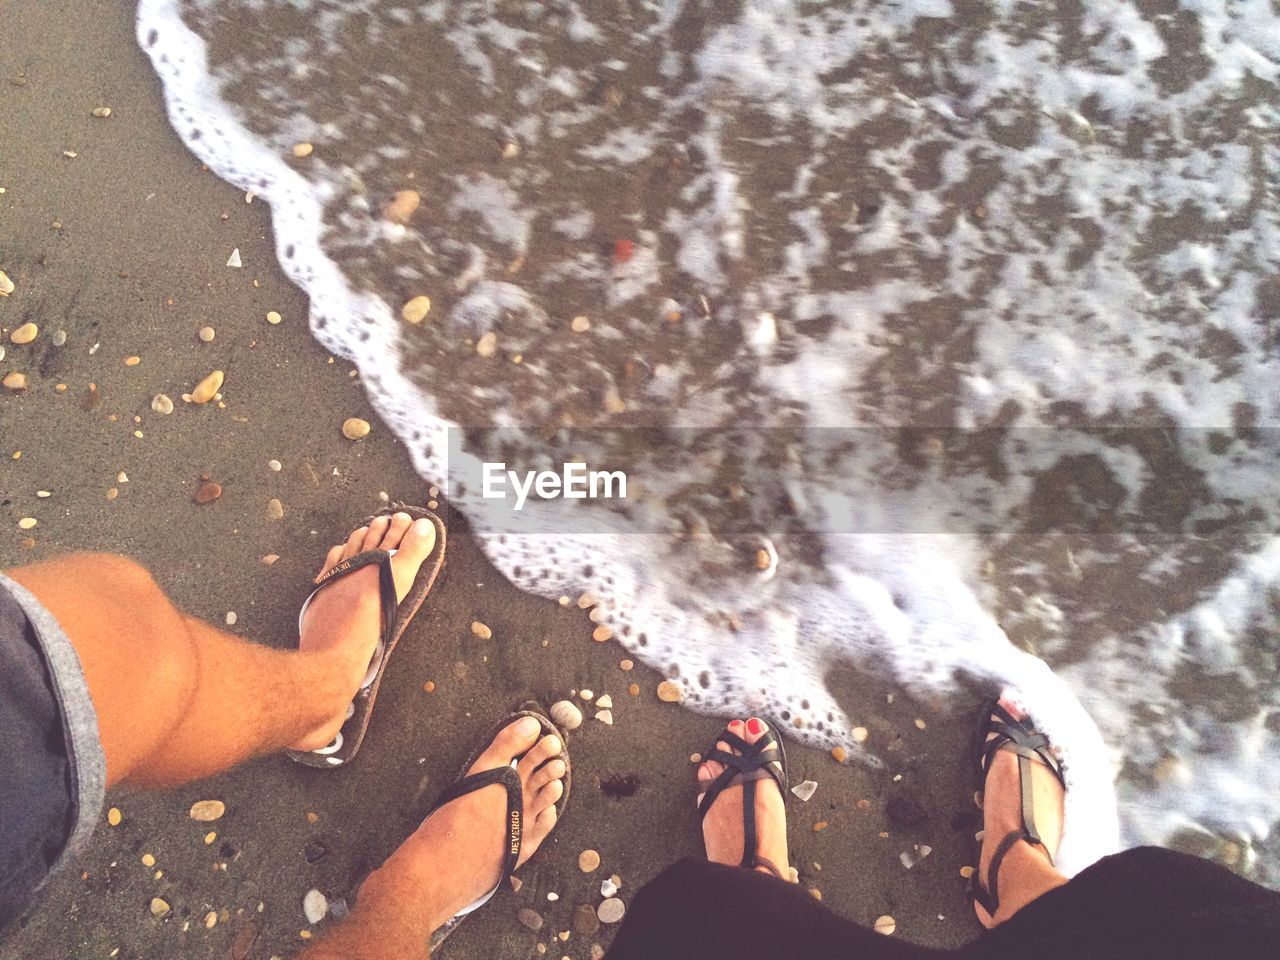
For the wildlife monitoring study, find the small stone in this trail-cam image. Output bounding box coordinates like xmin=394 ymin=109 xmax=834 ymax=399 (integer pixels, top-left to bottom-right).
xmin=151 ymin=394 xmax=174 ymax=415
xmin=401 ymin=295 xmax=432 ymax=325
xmin=198 ymin=326 xmax=215 ymax=342
xmin=225 ymin=612 xmax=237 ymax=625
xmin=204 ymin=831 xmax=217 ymax=845
xmin=960 ymin=865 xmax=975 ymax=879
xmin=627 ymin=683 xmax=640 ymax=697
xmin=342 ymin=417 xmax=370 ymax=441
xmin=596 ymin=899 xmax=625 ymax=924
xmin=3 ymin=372 xmax=28 ymax=391
xmin=63 ymin=150 xmax=77 ymax=158
xmin=549 ymin=700 xmax=583 ymax=731
xmin=303 ymin=889 xmax=327 ymax=924
xmin=518 ymin=908 xmax=544 ymax=932
xmin=92 ymin=106 xmax=112 ymax=118
xmin=231 ymin=923 xmax=259 ymax=960
xmin=470 ymin=621 xmax=492 ymax=640
xmin=189 ymin=799 xmax=226 ymax=822
xmin=191 ymin=370 xmax=224 ymax=404
xmin=600 ymin=878 xmax=618 ymax=898
xmin=141 ymin=853 xmax=156 ymax=867
xmin=580 ymin=690 xmax=594 ymax=702
xmin=266 ymin=498 xmax=285 ymax=520
xmin=10 ymin=322 xmax=38 ymax=344
xmin=292 ymin=142 xmax=314 ymax=158
xmin=592 ymin=625 xmax=612 ymax=643
xmin=51 ymin=330 xmax=66 ymax=346
xmin=0 ymin=270 xmax=13 ymax=296
xmin=509 ymin=875 xmax=523 ymax=893
xmin=595 ymin=709 xmax=614 ymax=725
xmin=124 ymin=355 xmax=141 ymax=367
xmin=37 ymin=490 xmax=51 ymax=498
xmin=851 ymin=726 xmax=869 ymax=743
xmin=304 ymin=841 xmax=330 ymax=864
xmin=501 ymin=141 xmax=520 ymax=160
xmin=475 ymin=331 xmax=497 ymax=357
xmin=150 ymin=898 xmax=170 ymax=919
xmin=266 ymin=310 xmax=283 ymax=325
xmin=570 ymin=315 xmax=591 ymax=333
xmin=791 ymin=780 xmax=818 ymax=802
xmin=578 ymin=849 xmax=601 ymax=873
xmin=656 ymin=680 xmax=681 ymax=702
xmin=17 ymin=517 xmax=37 ymax=530
xmin=620 ymin=660 xmax=633 ymax=671
xmin=107 ymin=807 xmax=122 ymax=826
xmin=831 ymin=747 xmax=847 ymax=764
xmin=874 ymin=915 xmax=896 ymax=936
xmin=596 ymin=694 xmax=613 ymax=709
xmin=813 ymin=821 xmax=829 ymax=832
xmin=204 ymin=911 xmax=218 ymax=929
xmin=194 ymin=481 xmax=222 ymax=504
xmin=384 ymin=190 xmax=421 ymax=224
xmin=226 ymin=248 xmax=242 ymax=268
xmin=574 ymin=904 xmax=600 ymax=937
xmin=914 ymin=718 xmax=927 ymax=730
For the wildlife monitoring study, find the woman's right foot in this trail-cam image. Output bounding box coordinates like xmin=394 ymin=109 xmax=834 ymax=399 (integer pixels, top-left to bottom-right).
xmin=974 ymin=697 xmax=1067 ymax=927
xmin=697 ymin=717 xmax=793 ymax=880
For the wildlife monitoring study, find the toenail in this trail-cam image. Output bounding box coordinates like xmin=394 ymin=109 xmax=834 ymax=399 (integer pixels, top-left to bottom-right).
xmin=747 ymin=718 xmax=763 ymax=735
xmin=543 ymin=735 xmax=561 ymax=754
xmin=516 ymin=716 xmax=540 ymax=736
xmin=413 ymin=518 xmax=431 ymax=531
xmin=394 ymin=511 xmax=410 ymax=520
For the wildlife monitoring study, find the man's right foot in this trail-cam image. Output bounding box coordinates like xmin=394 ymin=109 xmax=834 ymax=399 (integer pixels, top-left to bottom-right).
xmin=697 ymin=717 xmax=793 ymax=880
xmin=289 ymin=512 xmax=438 ymax=751
xmin=360 ymin=716 xmax=567 ymax=930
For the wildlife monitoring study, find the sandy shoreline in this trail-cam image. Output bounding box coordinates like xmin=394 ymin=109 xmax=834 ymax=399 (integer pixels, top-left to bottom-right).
xmin=1 ymin=3 xmax=977 ymax=957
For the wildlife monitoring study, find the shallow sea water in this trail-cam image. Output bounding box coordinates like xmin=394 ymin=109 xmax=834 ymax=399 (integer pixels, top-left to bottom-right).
xmin=137 ymin=0 xmax=1280 ymax=883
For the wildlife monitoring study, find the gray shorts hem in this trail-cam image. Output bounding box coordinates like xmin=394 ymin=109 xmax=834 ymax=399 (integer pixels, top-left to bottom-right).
xmin=0 ymin=574 xmax=106 ymax=868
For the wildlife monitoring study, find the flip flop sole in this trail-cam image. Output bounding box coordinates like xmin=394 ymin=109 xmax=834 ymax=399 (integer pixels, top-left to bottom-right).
xmin=286 ymin=504 xmax=447 ymax=769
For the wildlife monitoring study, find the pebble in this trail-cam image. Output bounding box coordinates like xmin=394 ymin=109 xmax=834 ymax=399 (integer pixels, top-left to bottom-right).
xmin=204 ymin=911 xmax=218 ymax=929
xmin=831 ymin=747 xmax=847 ymax=763
xmin=225 ymin=612 xmax=237 ymax=626
xmin=570 ymin=315 xmax=591 ymax=333
xmin=592 ymin=625 xmax=612 ymax=643
xmin=595 ymin=709 xmax=614 ymax=725
xmin=303 ymin=889 xmax=327 ymax=924
xmin=383 ymin=190 xmax=421 ymax=224
xmin=518 ymin=908 xmax=544 ymax=932
xmin=17 ymin=517 xmax=37 ymax=530
xmin=262 ymin=554 xmax=280 ymax=565
xmin=150 ymin=898 xmax=171 ymax=919
xmin=851 ymin=726 xmax=869 ymax=743
xmin=204 ymin=832 xmax=217 ymax=845
xmin=401 ymin=295 xmax=432 ymax=325
xmin=198 ymin=326 xmax=215 ymax=342
xmin=619 ymin=660 xmax=633 ymax=671
xmin=0 ymin=269 xmax=14 ymax=295
xmin=141 ymin=853 xmax=156 ymax=867
xmin=791 ymin=780 xmax=818 ymax=802
xmin=501 ymin=140 xmax=520 ymax=159
xmin=580 ymin=689 xmax=594 ymax=701
xmin=959 ymin=865 xmax=976 ymax=879
xmin=578 ymin=849 xmax=601 ymax=873
xmin=189 ymin=799 xmax=226 ymax=822
xmin=268 ymin=459 xmax=282 ymax=471
xmin=549 ymin=700 xmax=583 ymax=730
xmin=305 ymin=841 xmax=330 ymax=864
xmin=37 ymin=490 xmax=51 ymax=498
xmin=596 ymin=694 xmax=613 ymax=709
xmin=10 ymin=322 xmax=38 ymax=344
xmin=813 ymin=821 xmax=829 ymax=832
xmin=226 ymin=248 xmax=242 ymax=268
xmin=656 ymin=680 xmax=682 ymax=702
xmin=107 ymin=807 xmax=122 ymax=826
xmin=470 ymin=620 xmax=492 ymax=640
xmin=475 ymin=331 xmax=497 ymax=357
xmin=628 ymin=683 xmax=640 ymax=697
xmin=3 ymin=372 xmax=28 ymax=391
xmin=422 ymin=680 xmax=436 ymax=693
xmin=124 ymin=355 xmax=141 ymax=366
xmin=151 ymin=394 xmax=174 ymax=415
xmin=596 ymin=899 xmax=625 ymax=924
xmin=266 ymin=310 xmax=282 ymax=325
xmin=574 ymin=904 xmax=600 ymax=937
xmin=92 ymin=106 xmax=112 ymax=118
xmin=231 ymin=923 xmax=259 ymax=960
xmin=546 ymin=892 xmax=559 ymax=902
xmin=265 ymin=498 xmax=285 ymax=520
xmin=342 ymin=417 xmax=370 ymax=440
xmin=874 ymin=915 xmax=896 ymax=936
xmin=600 ymin=878 xmax=618 ymax=898
xmin=51 ymin=330 xmax=66 ymax=346
xmin=191 ymin=370 xmax=224 ymax=404
xmin=292 ymin=142 xmax=314 ymax=158
xmin=194 ymin=481 xmax=222 ymax=504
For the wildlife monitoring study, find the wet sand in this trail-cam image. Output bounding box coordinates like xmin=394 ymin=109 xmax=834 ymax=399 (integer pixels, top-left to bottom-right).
xmin=1 ymin=3 xmax=978 ymax=957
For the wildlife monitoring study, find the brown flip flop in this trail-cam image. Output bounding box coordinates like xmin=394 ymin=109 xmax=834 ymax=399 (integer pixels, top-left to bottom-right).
xmin=286 ymin=503 xmax=446 ymax=769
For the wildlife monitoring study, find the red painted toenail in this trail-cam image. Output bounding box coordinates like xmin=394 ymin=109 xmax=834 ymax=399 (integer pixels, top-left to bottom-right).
xmin=747 ymin=718 xmax=763 ymax=735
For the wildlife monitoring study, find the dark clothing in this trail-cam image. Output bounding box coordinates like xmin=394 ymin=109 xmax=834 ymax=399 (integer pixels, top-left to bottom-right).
xmin=0 ymin=585 xmax=77 ymax=930
xmin=607 ymin=849 xmax=1280 ymax=960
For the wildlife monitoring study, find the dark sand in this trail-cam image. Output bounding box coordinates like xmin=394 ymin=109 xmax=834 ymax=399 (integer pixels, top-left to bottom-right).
xmin=1 ymin=3 xmax=978 ymax=957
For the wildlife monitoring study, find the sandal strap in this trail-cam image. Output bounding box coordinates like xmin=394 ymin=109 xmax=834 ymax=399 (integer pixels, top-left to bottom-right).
xmin=298 ymin=550 xmax=398 ymax=688
xmin=698 ymin=728 xmax=787 ymax=825
xmin=428 ymin=765 xmax=524 ymax=902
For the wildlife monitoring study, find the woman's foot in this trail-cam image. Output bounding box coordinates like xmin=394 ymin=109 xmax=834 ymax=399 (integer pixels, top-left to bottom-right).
xmin=697 ymin=717 xmax=793 ymax=880
xmin=360 ymin=716 xmax=566 ymax=931
xmin=289 ymin=512 xmax=438 ymax=751
xmin=974 ymin=697 xmax=1067 ymax=928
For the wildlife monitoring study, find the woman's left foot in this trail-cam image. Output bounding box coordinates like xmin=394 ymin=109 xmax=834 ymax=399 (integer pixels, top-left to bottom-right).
xmin=697 ymin=717 xmax=792 ymax=879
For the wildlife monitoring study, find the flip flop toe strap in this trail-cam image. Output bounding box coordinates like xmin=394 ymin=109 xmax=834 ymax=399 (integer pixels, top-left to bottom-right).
xmin=428 ymin=765 xmax=524 ymax=915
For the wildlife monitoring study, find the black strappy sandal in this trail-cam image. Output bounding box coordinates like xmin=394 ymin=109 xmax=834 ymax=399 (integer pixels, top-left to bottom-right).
xmin=286 ymin=504 xmax=446 ymax=768
xmin=428 ymin=703 xmax=571 ymax=953
xmin=969 ymin=697 xmax=1067 ymax=919
xmin=697 ymin=722 xmax=794 ymax=883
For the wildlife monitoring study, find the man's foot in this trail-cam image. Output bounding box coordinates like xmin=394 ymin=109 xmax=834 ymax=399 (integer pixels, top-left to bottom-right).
xmin=697 ymin=717 xmax=792 ymax=880
xmin=974 ymin=697 xmax=1065 ymax=928
xmin=289 ymin=512 xmax=438 ymax=751
xmin=361 ymin=716 xmax=566 ymax=930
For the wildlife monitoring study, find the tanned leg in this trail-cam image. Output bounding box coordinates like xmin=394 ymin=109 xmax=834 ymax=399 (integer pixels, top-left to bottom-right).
xmin=4 ymin=512 xmax=437 ymax=789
